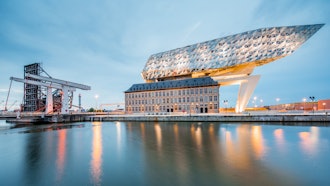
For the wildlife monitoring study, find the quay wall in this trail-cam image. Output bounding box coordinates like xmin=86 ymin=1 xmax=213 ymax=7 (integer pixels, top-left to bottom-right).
xmin=86 ymin=114 xmax=330 ymax=123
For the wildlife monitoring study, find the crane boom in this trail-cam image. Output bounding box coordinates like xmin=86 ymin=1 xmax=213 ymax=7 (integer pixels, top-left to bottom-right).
xmin=10 ymin=77 xmax=76 ymax=91
xmin=25 ymin=73 xmax=91 ymax=90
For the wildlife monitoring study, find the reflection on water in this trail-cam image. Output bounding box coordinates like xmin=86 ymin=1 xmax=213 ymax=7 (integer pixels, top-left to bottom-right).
xmin=299 ymin=126 xmax=319 ymax=156
xmin=0 ymin=120 xmax=329 ymax=186
xmin=90 ymin=122 xmax=102 ymax=185
xmin=56 ymin=129 xmax=66 ymax=181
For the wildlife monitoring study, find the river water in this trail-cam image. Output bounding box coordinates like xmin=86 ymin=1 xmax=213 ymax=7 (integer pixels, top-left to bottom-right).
xmin=0 ymin=120 xmax=329 ymax=186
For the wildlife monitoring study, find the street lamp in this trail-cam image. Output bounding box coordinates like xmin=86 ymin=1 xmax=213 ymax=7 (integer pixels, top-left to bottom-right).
xmin=309 ymin=96 xmax=315 ymax=114
xmin=302 ymin=98 xmax=307 ymax=112
xmin=223 ymin=100 xmax=228 ymax=112
xmin=276 ymin=98 xmax=280 ymax=110
xmin=94 ymin=94 xmax=99 ymax=110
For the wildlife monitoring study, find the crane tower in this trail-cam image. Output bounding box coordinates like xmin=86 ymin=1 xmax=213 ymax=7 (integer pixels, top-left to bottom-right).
xmin=10 ymin=63 xmax=91 ymax=114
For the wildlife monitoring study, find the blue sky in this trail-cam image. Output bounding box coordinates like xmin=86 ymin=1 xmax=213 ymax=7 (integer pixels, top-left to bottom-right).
xmin=0 ymin=0 xmax=329 ymax=110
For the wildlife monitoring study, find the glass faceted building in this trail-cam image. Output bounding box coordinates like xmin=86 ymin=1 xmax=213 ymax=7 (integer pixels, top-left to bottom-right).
xmin=126 ymin=24 xmax=323 ymax=113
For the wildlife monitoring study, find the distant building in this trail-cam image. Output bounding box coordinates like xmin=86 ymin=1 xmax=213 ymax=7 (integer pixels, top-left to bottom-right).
xmin=125 ymin=24 xmax=323 ymax=114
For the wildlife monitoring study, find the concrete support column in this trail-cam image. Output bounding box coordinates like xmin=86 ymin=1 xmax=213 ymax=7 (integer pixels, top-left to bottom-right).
xmin=45 ymin=87 xmax=53 ymax=114
xmin=235 ymin=75 xmax=260 ymax=113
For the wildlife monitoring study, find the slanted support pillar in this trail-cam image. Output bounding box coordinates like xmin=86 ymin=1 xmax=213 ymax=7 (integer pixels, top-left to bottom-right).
xmin=235 ymin=75 xmax=260 ymax=113
xmin=45 ymin=87 xmax=53 ymax=114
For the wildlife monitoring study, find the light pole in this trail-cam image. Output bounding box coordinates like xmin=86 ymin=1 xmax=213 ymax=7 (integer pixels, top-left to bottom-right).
xmin=223 ymin=100 xmax=228 ymax=113
xmin=302 ymin=98 xmax=307 ymax=112
xmin=276 ymin=98 xmax=280 ymax=110
xmin=95 ymin=94 xmax=99 ymax=111
xmin=309 ymin=96 xmax=315 ymax=114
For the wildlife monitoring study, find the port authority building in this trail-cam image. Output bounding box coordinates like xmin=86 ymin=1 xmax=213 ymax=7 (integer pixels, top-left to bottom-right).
xmin=125 ymin=24 xmax=323 ymax=114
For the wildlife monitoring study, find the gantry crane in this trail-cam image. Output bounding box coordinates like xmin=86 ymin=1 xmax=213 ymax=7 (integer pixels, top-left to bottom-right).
xmin=10 ymin=73 xmax=91 ymax=114
xmin=99 ymin=103 xmax=125 ymax=111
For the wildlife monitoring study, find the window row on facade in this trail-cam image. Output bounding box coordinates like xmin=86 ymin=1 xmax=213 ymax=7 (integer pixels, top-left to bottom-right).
xmin=127 ymin=95 xmax=218 ymax=105
xmin=126 ymin=103 xmax=218 ymax=113
xmin=126 ymin=87 xmax=218 ymax=99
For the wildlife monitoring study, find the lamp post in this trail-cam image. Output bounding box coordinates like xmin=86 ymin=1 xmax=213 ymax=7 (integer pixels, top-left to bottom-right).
xmin=94 ymin=94 xmax=99 ymax=111
xmin=302 ymin=98 xmax=307 ymax=112
xmin=276 ymin=98 xmax=280 ymax=110
xmin=223 ymin=100 xmax=228 ymax=113
xmin=309 ymin=96 xmax=315 ymax=114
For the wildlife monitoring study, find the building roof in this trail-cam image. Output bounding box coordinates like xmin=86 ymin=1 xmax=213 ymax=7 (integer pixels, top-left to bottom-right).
xmin=125 ymin=77 xmax=218 ymax=93
xmin=141 ymin=24 xmax=324 ymax=81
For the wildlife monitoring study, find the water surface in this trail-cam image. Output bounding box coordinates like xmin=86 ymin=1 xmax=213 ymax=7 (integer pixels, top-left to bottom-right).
xmin=0 ymin=120 xmax=329 ymax=185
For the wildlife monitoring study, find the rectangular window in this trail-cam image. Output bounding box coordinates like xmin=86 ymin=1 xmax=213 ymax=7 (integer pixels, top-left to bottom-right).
xmin=195 ymin=89 xmax=198 ymax=94
xmin=178 ymin=90 xmax=181 ymax=95
xmin=204 ymin=88 xmax=207 ymax=94
xmin=156 ymin=92 xmax=158 ymax=96
xmin=191 ymin=89 xmax=194 ymax=94
xmin=200 ymin=96 xmax=203 ymax=102
xmin=209 ymin=96 xmax=212 ymax=101
xmin=214 ymin=104 xmax=218 ymax=109
xmin=183 ymin=90 xmax=185 ymax=95
xmin=179 ymin=98 xmax=181 ymax=103
xmin=200 ymin=89 xmax=203 ymax=94
xmin=183 ymin=97 xmax=185 ymax=102
xmin=214 ymin=96 xmax=218 ymax=101
xmin=187 ymin=97 xmax=190 ymax=102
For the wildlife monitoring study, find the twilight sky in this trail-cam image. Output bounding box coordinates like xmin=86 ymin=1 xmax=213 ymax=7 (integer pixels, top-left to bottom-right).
xmin=0 ymin=0 xmax=329 ymax=110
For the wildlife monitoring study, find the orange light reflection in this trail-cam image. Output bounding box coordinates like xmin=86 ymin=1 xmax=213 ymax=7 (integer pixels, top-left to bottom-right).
xmin=90 ymin=123 xmax=103 ymax=184
xmin=251 ymin=126 xmax=265 ymax=159
xmin=299 ymin=127 xmax=319 ymax=156
xmin=154 ymin=124 xmax=162 ymax=149
xmin=56 ymin=129 xmax=67 ymax=181
xmin=274 ymin=129 xmax=285 ymax=152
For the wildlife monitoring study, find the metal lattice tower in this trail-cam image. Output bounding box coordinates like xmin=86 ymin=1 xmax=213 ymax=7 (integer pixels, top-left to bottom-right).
xmin=23 ymin=63 xmax=42 ymax=111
